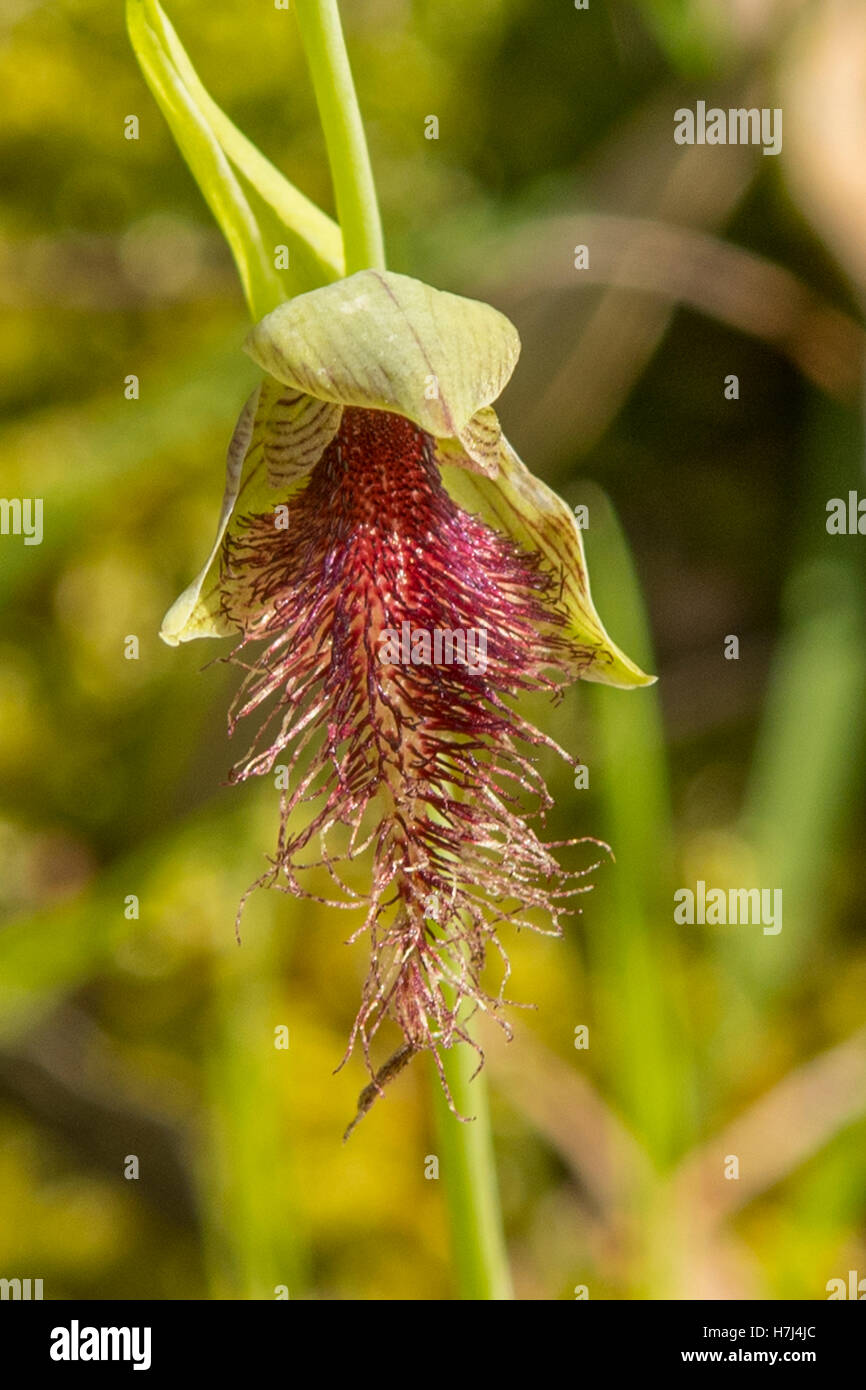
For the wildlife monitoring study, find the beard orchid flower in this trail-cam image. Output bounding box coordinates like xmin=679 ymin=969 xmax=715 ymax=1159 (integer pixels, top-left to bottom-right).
xmin=160 ymin=269 xmax=653 ymax=1131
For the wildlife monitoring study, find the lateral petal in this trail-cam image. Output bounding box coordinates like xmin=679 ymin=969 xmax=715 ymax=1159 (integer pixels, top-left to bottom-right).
xmin=439 ymin=438 xmax=656 ymax=688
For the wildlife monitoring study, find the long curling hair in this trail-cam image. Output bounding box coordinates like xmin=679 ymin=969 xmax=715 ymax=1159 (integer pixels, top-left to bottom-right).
xmin=218 ymin=406 xmax=603 ymax=1132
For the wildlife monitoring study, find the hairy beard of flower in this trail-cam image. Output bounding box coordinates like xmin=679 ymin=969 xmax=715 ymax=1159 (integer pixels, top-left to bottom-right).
xmin=219 ymin=405 xmax=600 ymax=1128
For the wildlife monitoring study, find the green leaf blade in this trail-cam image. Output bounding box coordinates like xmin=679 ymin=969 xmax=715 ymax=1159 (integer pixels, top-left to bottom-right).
xmin=126 ymin=0 xmax=344 ymax=318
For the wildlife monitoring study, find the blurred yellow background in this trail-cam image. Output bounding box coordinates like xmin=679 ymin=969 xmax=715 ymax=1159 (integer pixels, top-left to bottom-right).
xmin=1 ymin=0 xmax=865 ymax=1299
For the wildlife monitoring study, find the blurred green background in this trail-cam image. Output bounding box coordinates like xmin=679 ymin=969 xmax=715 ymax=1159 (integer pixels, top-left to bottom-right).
xmin=1 ymin=0 xmax=865 ymax=1299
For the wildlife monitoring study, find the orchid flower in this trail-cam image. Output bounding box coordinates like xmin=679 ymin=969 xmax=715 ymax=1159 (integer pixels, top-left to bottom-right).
xmin=160 ymin=270 xmax=653 ymax=1125
xmin=130 ymin=0 xmax=653 ymax=1139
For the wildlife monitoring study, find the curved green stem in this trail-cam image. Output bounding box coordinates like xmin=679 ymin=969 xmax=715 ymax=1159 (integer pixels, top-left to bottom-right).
xmin=432 ymin=1046 xmax=514 ymax=1300
xmin=294 ymin=0 xmax=386 ymax=274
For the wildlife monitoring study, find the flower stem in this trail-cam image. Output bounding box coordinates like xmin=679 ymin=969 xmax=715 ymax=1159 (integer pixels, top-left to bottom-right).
xmin=432 ymin=1042 xmax=514 ymax=1300
xmin=295 ymin=0 xmax=511 ymax=1299
xmin=294 ymin=0 xmax=386 ymax=274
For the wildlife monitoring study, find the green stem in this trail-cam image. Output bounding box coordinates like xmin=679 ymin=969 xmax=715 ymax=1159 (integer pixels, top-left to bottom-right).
xmin=432 ymin=1044 xmax=514 ymax=1300
xmin=294 ymin=0 xmax=386 ymax=274
xmin=295 ymin=0 xmax=510 ymax=1298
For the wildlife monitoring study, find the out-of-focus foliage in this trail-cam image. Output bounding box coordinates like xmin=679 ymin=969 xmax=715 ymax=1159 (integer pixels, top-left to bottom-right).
xmin=0 ymin=0 xmax=864 ymax=1299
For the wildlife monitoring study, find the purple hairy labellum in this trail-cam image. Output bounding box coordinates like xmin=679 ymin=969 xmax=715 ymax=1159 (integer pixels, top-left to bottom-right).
xmin=160 ymin=270 xmax=654 ymax=1132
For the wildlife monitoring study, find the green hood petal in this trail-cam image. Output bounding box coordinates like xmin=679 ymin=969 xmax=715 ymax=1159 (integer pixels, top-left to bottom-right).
xmin=162 ymin=271 xmax=653 ymax=689
xmin=439 ymin=437 xmax=656 ymax=689
xmin=160 ymin=378 xmax=341 ymax=645
xmin=243 ymin=269 xmax=520 ymax=442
